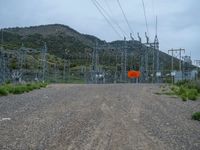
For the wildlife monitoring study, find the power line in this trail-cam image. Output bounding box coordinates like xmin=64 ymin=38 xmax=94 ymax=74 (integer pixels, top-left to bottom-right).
xmin=141 ymin=0 xmax=149 ymax=36
xmin=103 ymin=0 xmax=129 ymax=38
xmin=95 ymin=0 xmax=128 ymax=38
xmin=91 ymin=0 xmax=123 ymax=39
xmin=117 ymin=0 xmax=135 ymax=38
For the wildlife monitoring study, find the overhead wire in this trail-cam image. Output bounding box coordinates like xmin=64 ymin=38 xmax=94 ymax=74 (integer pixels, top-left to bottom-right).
xmin=91 ymin=0 xmax=123 ymax=39
xmin=141 ymin=0 xmax=149 ymax=36
xmin=103 ymin=0 xmax=129 ymax=38
xmin=117 ymin=0 xmax=135 ymax=38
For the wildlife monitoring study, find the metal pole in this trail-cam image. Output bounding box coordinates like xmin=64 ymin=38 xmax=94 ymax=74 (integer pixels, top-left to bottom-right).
xmin=42 ymin=42 xmax=47 ymax=82
xmin=124 ymin=37 xmax=127 ymax=82
xmin=68 ymin=60 xmax=70 ymax=82
xmin=171 ymin=50 xmax=174 ymax=83
xmin=115 ymin=52 xmax=118 ymax=83
xmin=120 ymin=49 xmax=123 ymax=82
xmin=63 ymin=60 xmax=66 ymax=82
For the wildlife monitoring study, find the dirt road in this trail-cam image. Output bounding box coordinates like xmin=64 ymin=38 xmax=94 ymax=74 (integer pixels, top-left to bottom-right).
xmin=0 ymin=84 xmax=200 ymax=150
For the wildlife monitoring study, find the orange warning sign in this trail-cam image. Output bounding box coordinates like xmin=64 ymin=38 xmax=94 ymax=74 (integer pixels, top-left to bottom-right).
xmin=128 ymin=70 xmax=141 ymax=78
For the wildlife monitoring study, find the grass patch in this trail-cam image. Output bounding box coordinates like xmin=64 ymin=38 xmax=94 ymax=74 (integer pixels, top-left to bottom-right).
xmin=187 ymin=89 xmax=198 ymax=101
xmin=0 ymin=87 xmax=9 ymax=96
xmin=192 ymin=112 xmax=200 ymax=121
xmin=0 ymin=82 xmax=48 ymax=96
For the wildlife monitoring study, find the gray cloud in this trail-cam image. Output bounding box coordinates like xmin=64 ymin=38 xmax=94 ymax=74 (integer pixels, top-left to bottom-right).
xmin=0 ymin=0 xmax=199 ymax=60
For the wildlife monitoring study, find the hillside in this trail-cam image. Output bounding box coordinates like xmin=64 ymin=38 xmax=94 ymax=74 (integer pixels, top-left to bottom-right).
xmin=2 ymin=24 xmax=105 ymax=58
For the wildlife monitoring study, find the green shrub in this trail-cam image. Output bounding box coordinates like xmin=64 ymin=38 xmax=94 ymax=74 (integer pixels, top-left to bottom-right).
xmin=187 ymin=89 xmax=198 ymax=101
xmin=181 ymin=94 xmax=187 ymax=101
xmin=188 ymin=93 xmax=197 ymax=101
xmin=0 ymin=87 xmax=8 ymax=96
xmin=177 ymin=86 xmax=187 ymax=96
xmin=192 ymin=112 xmax=200 ymax=121
xmin=171 ymin=86 xmax=179 ymax=93
xmin=189 ymin=89 xmax=198 ymax=96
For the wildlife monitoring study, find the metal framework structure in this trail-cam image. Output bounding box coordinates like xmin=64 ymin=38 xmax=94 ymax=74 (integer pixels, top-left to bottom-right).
xmin=168 ymin=48 xmax=185 ymax=72
xmin=168 ymin=48 xmax=185 ymax=83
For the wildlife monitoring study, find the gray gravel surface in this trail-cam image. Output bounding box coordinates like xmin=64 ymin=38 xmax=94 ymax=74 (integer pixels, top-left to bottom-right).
xmin=0 ymin=84 xmax=200 ymax=150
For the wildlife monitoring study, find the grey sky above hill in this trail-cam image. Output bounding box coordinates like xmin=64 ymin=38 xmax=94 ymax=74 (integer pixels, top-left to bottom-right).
xmin=0 ymin=0 xmax=199 ymax=61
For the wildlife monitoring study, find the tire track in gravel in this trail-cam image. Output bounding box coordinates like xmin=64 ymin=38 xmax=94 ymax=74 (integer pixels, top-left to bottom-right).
xmin=139 ymin=85 xmax=200 ymax=150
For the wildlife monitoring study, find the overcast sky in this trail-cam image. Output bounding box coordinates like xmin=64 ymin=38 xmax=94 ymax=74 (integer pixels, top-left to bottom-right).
xmin=0 ymin=0 xmax=199 ymax=61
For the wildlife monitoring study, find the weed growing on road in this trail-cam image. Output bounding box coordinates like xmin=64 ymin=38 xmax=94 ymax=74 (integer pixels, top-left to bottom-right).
xmin=187 ymin=89 xmax=198 ymax=101
xmin=154 ymin=85 xmax=174 ymax=96
xmin=181 ymin=94 xmax=187 ymax=101
xmin=192 ymin=112 xmax=200 ymax=121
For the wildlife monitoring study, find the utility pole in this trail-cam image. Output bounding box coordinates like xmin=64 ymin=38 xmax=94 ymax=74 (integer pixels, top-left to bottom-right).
xmin=63 ymin=59 xmax=66 ymax=82
xmin=41 ymin=42 xmax=47 ymax=82
xmin=0 ymin=52 xmax=6 ymax=83
xmin=120 ymin=46 xmax=123 ymax=82
xmin=65 ymin=49 xmax=70 ymax=82
xmin=54 ymin=64 xmax=57 ymax=82
xmin=91 ymin=42 xmax=96 ymax=83
xmin=114 ymin=52 xmax=118 ymax=83
xmin=124 ymin=37 xmax=127 ymax=82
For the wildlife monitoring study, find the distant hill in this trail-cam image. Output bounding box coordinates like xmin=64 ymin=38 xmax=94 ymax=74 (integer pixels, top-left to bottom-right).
xmin=2 ymin=24 xmax=104 ymax=58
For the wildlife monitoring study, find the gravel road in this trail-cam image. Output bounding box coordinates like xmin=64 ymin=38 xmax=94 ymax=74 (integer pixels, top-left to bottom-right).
xmin=0 ymin=84 xmax=200 ymax=150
